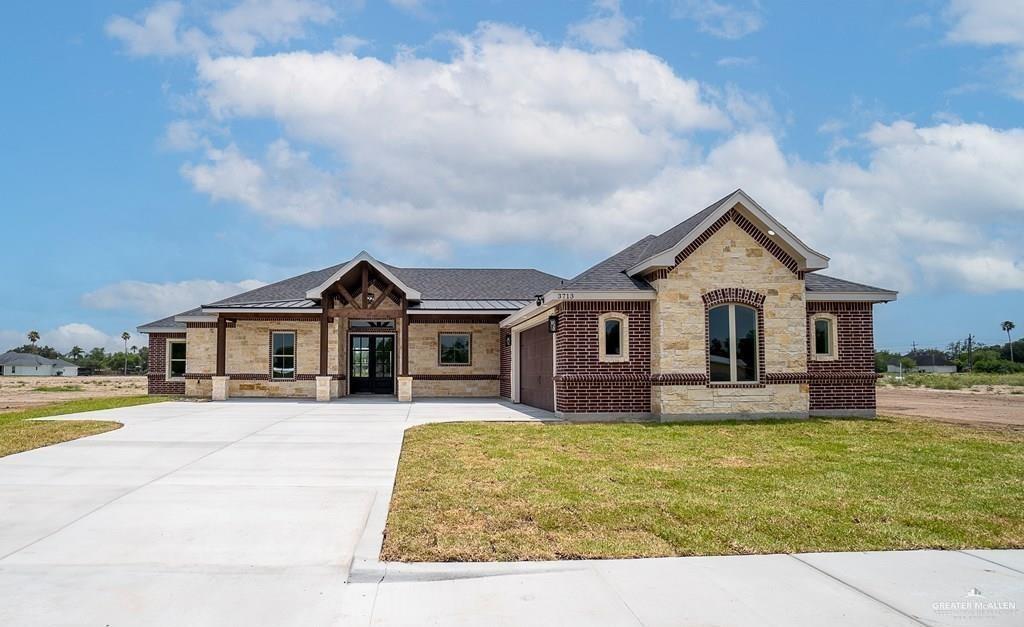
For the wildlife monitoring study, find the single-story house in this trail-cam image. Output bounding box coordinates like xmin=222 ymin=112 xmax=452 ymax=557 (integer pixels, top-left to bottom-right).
xmin=0 ymin=352 xmax=79 ymax=377
xmin=139 ymin=189 xmax=897 ymax=420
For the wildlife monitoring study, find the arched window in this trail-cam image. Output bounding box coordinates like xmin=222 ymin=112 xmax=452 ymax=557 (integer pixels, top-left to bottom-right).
xmin=598 ymin=312 xmax=629 ymax=362
xmin=708 ymin=304 xmax=758 ymax=382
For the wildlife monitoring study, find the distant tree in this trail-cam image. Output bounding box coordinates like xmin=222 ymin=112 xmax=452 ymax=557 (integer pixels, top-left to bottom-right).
xmin=121 ymin=332 xmax=131 ymax=375
xmin=68 ymin=346 xmax=84 ymax=361
xmin=874 ymin=350 xmax=900 ymax=373
xmin=27 ymin=331 xmax=40 ymax=350
xmin=899 ymin=357 xmax=917 ymax=372
xmin=8 ymin=344 xmax=62 ymax=359
xmin=1003 ymin=321 xmax=1016 ymax=362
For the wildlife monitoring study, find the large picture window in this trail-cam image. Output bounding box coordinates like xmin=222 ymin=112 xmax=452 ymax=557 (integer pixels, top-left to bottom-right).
xmin=271 ymin=331 xmax=296 ymax=379
xmin=439 ymin=333 xmax=471 ymax=365
xmin=167 ymin=340 xmax=186 ymax=380
xmin=708 ymin=304 xmax=758 ymax=382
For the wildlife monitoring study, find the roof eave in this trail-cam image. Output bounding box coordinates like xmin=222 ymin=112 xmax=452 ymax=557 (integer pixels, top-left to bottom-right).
xmin=806 ymin=290 xmax=898 ymax=303
xmin=302 ymin=251 xmax=422 ymax=301
xmin=626 ymin=190 xmax=831 ymax=276
xmin=137 ymin=326 xmax=185 ymax=334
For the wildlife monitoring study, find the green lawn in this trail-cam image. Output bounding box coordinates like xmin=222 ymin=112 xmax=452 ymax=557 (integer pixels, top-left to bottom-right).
xmin=881 ymin=372 xmax=1024 ymax=390
xmin=0 ymin=396 xmax=169 ymax=457
xmin=381 ymin=417 xmax=1024 ymax=562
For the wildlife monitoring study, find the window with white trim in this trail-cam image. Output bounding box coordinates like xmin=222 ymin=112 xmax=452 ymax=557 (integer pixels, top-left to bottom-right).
xmin=272 ymin=332 xmax=296 ymax=379
xmin=167 ymin=340 xmax=186 ymax=380
xmin=598 ymin=312 xmax=629 ymax=362
xmin=439 ymin=332 xmax=471 ymax=365
xmin=810 ymin=313 xmax=838 ymax=360
xmin=708 ymin=304 xmax=758 ymax=382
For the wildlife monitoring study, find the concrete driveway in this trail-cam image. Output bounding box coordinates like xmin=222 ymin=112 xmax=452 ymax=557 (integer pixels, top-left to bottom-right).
xmin=1 ymin=400 xmax=1021 ymax=626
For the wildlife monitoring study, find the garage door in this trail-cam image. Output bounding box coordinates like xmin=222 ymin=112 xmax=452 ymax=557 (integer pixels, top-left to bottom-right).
xmin=519 ymin=323 xmax=554 ymax=412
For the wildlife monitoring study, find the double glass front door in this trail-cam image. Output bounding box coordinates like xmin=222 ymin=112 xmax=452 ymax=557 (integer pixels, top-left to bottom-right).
xmin=350 ymin=335 xmax=395 ymax=394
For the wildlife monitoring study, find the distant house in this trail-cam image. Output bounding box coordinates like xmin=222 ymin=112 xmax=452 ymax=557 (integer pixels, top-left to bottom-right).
xmin=886 ymin=350 xmax=957 ymax=375
xmin=0 ymin=352 xmax=79 ymax=376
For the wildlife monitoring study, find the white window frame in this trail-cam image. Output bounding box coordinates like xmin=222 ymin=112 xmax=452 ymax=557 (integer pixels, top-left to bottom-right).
xmin=810 ymin=313 xmax=838 ymax=361
xmin=598 ymin=312 xmax=629 ymax=363
xmin=166 ymin=339 xmax=187 ymax=381
xmin=709 ymin=304 xmax=759 ymax=383
xmin=271 ymin=331 xmax=297 ymax=380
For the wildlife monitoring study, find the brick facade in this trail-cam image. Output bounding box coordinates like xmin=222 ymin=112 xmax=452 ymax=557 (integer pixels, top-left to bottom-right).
xmin=553 ymin=300 xmax=651 ymax=414
xmin=146 ymin=332 xmax=186 ymax=395
xmin=806 ymin=301 xmax=878 ymax=414
xmin=499 ymin=328 xmax=511 ymax=398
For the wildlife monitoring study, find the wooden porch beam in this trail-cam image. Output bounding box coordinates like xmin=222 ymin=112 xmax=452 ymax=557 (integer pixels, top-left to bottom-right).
xmin=319 ymin=307 xmax=329 ymax=376
xmin=370 ymin=283 xmax=394 ymax=310
xmin=401 ymin=296 xmax=409 ymax=376
xmin=361 ymin=262 xmax=369 ymax=309
xmin=215 ymin=315 xmax=227 ymax=377
xmin=337 ymin=284 xmax=357 ymax=309
xmin=326 ymin=308 xmax=397 ymax=319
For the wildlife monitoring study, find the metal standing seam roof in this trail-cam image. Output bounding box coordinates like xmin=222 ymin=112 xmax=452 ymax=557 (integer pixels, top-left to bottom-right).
xmin=410 ymin=299 xmax=531 ymax=310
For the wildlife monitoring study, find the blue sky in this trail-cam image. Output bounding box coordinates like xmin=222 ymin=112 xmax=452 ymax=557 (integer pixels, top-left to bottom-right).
xmin=1 ymin=0 xmax=1022 ymax=353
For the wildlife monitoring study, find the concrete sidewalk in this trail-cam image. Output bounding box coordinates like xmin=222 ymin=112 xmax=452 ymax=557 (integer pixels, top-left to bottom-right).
xmin=0 ymin=400 xmax=1020 ymax=626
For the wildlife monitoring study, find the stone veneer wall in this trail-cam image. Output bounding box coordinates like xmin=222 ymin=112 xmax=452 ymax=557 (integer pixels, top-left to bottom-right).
xmin=183 ymin=318 xmax=340 ymax=398
xmin=408 ymin=321 xmax=500 ymax=397
xmin=649 ymin=218 xmax=809 ymax=419
xmin=553 ymin=301 xmax=651 ymax=415
xmin=146 ymin=332 xmax=186 ymax=395
xmin=807 ymin=301 xmax=877 ymax=414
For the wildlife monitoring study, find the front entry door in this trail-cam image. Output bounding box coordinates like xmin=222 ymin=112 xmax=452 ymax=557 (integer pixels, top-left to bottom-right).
xmin=350 ymin=335 xmax=395 ymax=394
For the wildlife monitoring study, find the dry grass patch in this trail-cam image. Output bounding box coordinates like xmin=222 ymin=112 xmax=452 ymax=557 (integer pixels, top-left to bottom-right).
xmin=0 ymin=395 xmax=169 ymax=457
xmin=381 ymin=417 xmax=1024 ymax=562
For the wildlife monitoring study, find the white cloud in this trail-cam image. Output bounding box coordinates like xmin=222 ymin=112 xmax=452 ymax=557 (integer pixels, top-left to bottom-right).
xmin=920 ymin=254 xmax=1024 ymax=292
xmin=716 ymin=56 xmax=756 ymax=67
xmin=105 ymin=2 xmax=208 ymax=57
xmin=944 ymin=0 xmax=1024 ymax=99
xmin=568 ymin=0 xmax=636 ymax=50
xmin=106 ymin=0 xmax=333 ymax=58
xmin=161 ymin=119 xmax=204 ymax=151
xmin=946 ymin=0 xmax=1024 ymax=46
xmin=670 ymin=0 xmax=762 ymax=39
xmin=334 ymin=34 xmax=369 ymax=54
xmin=82 ymin=278 xmax=268 ymax=317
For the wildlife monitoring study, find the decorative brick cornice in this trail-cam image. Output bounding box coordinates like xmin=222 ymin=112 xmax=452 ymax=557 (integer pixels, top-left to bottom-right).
xmin=808 ymin=371 xmax=881 ymax=381
xmin=764 ymin=372 xmax=810 ymax=384
xmin=557 ymin=300 xmax=651 ymax=312
xmin=650 ymin=372 xmax=709 ymax=386
xmin=701 ymin=287 xmax=766 ymax=308
xmin=184 ymin=373 xmax=344 ymax=381
xmin=410 ymin=373 xmax=499 ymax=380
xmin=555 ymin=373 xmax=651 ymax=383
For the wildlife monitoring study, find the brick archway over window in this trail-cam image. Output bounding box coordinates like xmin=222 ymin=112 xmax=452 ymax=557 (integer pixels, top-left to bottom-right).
xmin=701 ymin=288 xmax=767 ymax=385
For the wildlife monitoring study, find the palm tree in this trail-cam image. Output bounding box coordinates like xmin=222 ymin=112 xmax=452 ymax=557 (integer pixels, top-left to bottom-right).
xmin=121 ymin=332 xmax=131 ymax=375
xmin=1003 ymin=321 xmax=1016 ymax=362
xmin=69 ymin=346 xmax=84 ymax=362
xmin=27 ymin=331 xmax=40 ymax=351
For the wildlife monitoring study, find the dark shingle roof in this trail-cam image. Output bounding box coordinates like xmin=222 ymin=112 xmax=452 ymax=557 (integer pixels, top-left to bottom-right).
xmin=138 ymin=308 xmax=202 ymax=332
xmin=204 ymin=264 xmax=565 ymax=306
xmin=639 ymin=191 xmax=736 ymax=261
xmin=0 ymin=352 xmax=76 ymax=368
xmin=562 ymin=236 xmax=658 ymax=291
xmin=804 ymin=273 xmax=894 ymax=294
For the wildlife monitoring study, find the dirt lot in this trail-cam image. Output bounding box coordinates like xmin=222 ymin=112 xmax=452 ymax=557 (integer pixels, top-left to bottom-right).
xmin=877 ymin=387 xmax=1024 ymax=429
xmin=0 ymin=376 xmax=148 ymax=411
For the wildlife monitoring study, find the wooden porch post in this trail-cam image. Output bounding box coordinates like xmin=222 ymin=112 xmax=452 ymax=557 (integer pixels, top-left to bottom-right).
xmin=319 ymin=306 xmax=329 ymax=376
xmin=401 ymin=296 xmax=409 ymax=376
xmin=215 ymin=315 xmax=226 ymax=377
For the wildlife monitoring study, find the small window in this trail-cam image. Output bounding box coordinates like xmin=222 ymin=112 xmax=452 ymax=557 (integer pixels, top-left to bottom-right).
xmin=605 ymin=319 xmax=621 ymax=356
xmin=439 ymin=333 xmax=471 ymax=365
xmin=598 ymin=313 xmax=629 ymax=362
xmin=351 ymin=320 xmax=395 ymax=328
xmin=709 ymin=304 xmax=758 ymax=383
xmin=811 ymin=314 xmax=837 ymax=360
xmin=272 ymin=332 xmax=296 ymax=379
xmin=167 ymin=340 xmax=187 ymax=379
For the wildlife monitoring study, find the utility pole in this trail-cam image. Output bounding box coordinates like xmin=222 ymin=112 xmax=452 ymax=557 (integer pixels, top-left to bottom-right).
xmin=966 ymin=334 xmax=973 ymax=372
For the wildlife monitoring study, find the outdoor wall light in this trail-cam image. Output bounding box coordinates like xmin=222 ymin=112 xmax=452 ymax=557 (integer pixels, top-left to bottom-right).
xmin=505 ymin=334 xmax=512 ymax=347
xmin=535 ymin=294 xmax=544 ymax=307
xmin=548 ymin=316 xmax=558 ymax=333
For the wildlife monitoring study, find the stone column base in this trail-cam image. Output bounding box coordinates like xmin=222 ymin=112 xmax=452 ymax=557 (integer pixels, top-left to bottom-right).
xmin=397 ymin=376 xmax=413 ymax=402
xmin=212 ymin=376 xmax=230 ymax=401
xmin=316 ymin=376 xmax=332 ymax=402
